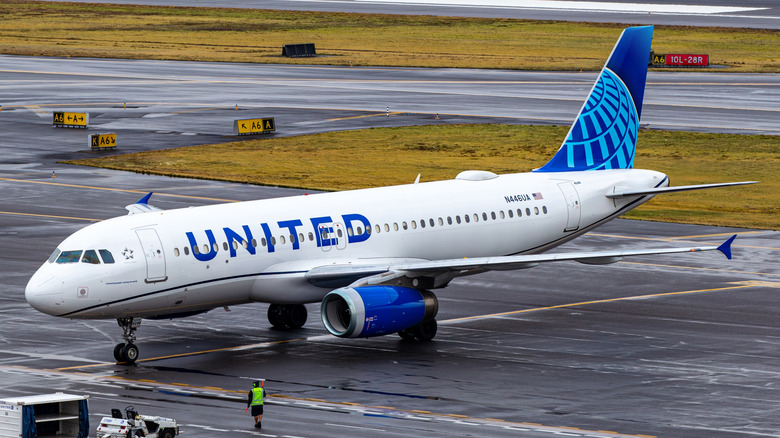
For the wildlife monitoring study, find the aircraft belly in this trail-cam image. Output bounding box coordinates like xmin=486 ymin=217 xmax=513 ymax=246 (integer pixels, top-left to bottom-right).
xmin=250 ymin=272 xmax=325 ymax=304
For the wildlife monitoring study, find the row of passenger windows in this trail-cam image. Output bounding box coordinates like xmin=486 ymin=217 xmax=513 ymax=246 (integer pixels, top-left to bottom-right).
xmin=49 ymin=249 xmax=115 ymax=264
xmin=171 ymin=205 xmax=549 ymax=257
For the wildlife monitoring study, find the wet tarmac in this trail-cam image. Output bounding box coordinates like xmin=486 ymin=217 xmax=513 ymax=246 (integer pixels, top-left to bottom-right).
xmin=0 ymin=56 xmax=778 ymax=437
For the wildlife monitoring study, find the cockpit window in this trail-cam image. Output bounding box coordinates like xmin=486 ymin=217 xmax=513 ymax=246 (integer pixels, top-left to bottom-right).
xmin=56 ymin=250 xmax=83 ymax=264
xmin=81 ymin=250 xmax=100 ymax=264
xmin=48 ymin=249 xmax=61 ymax=263
xmin=99 ymin=249 xmax=115 ymax=264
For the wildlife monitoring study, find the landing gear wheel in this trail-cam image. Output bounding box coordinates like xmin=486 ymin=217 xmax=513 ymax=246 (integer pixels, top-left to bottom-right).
xmin=122 ymin=343 xmax=140 ymax=363
xmin=398 ymin=328 xmax=416 ymax=341
xmin=413 ymin=319 xmax=437 ymax=341
xmin=113 ymin=343 xmax=125 ymax=362
xmin=268 ymin=304 xmax=308 ymax=329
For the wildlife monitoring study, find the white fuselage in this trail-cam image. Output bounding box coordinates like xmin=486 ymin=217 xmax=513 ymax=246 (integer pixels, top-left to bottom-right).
xmin=25 ymin=168 xmax=667 ymax=319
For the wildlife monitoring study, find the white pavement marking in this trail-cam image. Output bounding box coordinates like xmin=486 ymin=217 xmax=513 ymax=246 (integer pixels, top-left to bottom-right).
xmin=355 ymin=0 xmax=765 ymax=14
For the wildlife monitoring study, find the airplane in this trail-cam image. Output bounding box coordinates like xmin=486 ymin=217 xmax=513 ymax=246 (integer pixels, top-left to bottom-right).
xmin=25 ymin=25 xmax=756 ymax=364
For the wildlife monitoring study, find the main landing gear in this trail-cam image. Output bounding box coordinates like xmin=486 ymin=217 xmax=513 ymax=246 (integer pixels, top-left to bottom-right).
xmin=114 ymin=317 xmax=142 ymax=364
xmin=398 ymin=318 xmax=438 ymax=342
xmin=267 ymin=304 xmax=307 ymax=329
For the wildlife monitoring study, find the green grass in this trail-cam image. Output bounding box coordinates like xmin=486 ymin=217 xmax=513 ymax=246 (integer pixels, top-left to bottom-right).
xmin=0 ymin=1 xmax=777 ymax=72
xmin=65 ymin=125 xmax=779 ymax=230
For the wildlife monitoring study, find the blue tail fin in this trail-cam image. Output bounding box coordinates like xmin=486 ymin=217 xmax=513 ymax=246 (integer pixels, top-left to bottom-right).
xmin=535 ymin=26 xmax=653 ymax=173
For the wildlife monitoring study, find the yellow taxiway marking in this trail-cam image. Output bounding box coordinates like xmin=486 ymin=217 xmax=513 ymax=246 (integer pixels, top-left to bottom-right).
xmin=0 ymin=177 xmax=238 ymax=203
xmin=0 ymin=210 xmax=101 ymax=222
xmin=441 ymin=283 xmax=758 ymax=324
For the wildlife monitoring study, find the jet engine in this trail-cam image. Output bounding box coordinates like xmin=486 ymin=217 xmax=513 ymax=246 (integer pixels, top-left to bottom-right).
xmin=320 ymin=286 xmax=438 ymax=338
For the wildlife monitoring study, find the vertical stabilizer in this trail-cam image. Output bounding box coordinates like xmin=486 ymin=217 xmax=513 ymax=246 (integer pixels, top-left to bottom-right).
xmin=535 ymin=26 xmax=653 ymax=173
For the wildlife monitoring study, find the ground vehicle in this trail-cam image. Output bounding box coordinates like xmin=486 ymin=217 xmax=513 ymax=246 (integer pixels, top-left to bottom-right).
xmin=96 ymin=406 xmax=178 ymax=438
xmin=0 ymin=392 xmax=89 ymax=438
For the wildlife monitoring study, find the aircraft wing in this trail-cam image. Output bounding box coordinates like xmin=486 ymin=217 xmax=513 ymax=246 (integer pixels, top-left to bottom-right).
xmin=305 ymin=235 xmax=737 ymax=289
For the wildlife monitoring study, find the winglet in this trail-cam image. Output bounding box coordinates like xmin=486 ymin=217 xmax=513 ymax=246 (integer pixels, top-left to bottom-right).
xmin=717 ymin=234 xmax=737 ymax=260
xmin=126 ymin=192 xmax=163 ymax=215
xmin=137 ymin=192 xmax=154 ymax=205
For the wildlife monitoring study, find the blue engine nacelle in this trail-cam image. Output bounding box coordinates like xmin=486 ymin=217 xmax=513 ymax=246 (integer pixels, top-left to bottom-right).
xmin=320 ymin=286 xmax=438 ymax=338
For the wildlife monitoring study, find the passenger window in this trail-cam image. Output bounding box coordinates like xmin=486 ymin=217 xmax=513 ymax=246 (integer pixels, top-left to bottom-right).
xmin=508 ymin=209 xmax=514 ymax=218
xmin=279 ymin=236 xmax=285 ymax=245
xmin=347 ymin=228 xmax=354 ymax=237
xmin=48 ymin=249 xmax=61 ymax=263
xmin=543 ymin=206 xmax=548 ymax=214
xmin=464 ymin=214 xmax=470 ymax=223
xmin=223 ymin=242 xmax=229 ymax=251
xmin=420 ymin=219 xmax=426 ymax=228
xmin=402 ymin=221 xmax=408 ymax=230
xmin=184 ymin=247 xmax=190 ymax=256
xmin=357 ymin=227 xmax=363 ymax=235
xmin=438 ymin=218 xmax=443 ymax=226
xmin=174 ymin=248 xmax=180 ymax=257
xmin=252 ymin=238 xmax=258 ymax=247
xmin=375 ymin=225 xmax=381 ymax=234
xmin=394 ymin=223 xmax=399 ymax=231
xmin=455 ymin=216 xmax=461 ymax=224
xmin=411 ymin=221 xmax=417 ymax=229
xmin=56 ymin=250 xmax=83 ymax=264
xmin=385 ymin=224 xmax=390 ymax=232
xmin=308 ymin=232 xmax=314 ymax=241
xmin=429 ymin=218 xmax=435 ymax=227
xmin=491 ymin=212 xmax=496 ymax=220
xmin=193 ymin=245 xmax=200 ymax=255
xmin=526 ymin=208 xmax=531 ymax=216
xmin=262 ymin=238 xmax=267 ymax=247
xmin=299 ymin=233 xmax=305 ymax=242
xmin=474 ymin=213 xmax=479 ymax=222
xmin=534 ymin=207 xmax=539 ymax=215
xmin=81 ymin=250 xmax=100 ymax=264
xmin=447 ymin=216 xmax=452 ymax=225
xmin=517 ymin=208 xmax=522 ymax=217
xmin=482 ymin=212 xmax=488 ymax=221
xmin=499 ymin=211 xmax=505 ymax=219
xmin=337 ymin=229 xmax=343 ymax=238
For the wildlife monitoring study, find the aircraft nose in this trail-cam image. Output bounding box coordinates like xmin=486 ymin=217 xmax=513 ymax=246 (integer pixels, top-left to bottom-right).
xmin=25 ymin=267 xmax=64 ymax=316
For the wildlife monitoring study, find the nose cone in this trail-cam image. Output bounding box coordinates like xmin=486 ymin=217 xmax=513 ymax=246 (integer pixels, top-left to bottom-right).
xmin=25 ymin=265 xmax=63 ymax=316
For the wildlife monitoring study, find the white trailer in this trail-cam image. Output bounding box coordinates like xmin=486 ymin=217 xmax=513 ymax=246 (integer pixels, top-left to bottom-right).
xmin=0 ymin=393 xmax=89 ymax=438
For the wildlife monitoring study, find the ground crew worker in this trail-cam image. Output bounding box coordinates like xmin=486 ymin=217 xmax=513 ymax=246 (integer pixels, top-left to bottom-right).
xmin=247 ymin=379 xmax=265 ymax=428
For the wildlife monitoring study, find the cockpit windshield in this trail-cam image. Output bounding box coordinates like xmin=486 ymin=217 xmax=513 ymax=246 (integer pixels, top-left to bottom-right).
xmin=56 ymin=250 xmax=83 ymax=264
xmin=53 ymin=249 xmax=115 ymax=264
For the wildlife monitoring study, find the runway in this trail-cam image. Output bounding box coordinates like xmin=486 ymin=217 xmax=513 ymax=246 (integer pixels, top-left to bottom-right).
xmin=43 ymin=0 xmax=780 ymax=29
xmin=1 ymin=55 xmax=779 ymax=436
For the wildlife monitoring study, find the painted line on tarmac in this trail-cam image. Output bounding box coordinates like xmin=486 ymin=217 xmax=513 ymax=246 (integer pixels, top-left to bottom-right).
xmin=440 ymin=283 xmax=756 ymax=324
xmin=0 ymin=177 xmax=238 ymax=203
xmin=0 ymin=210 xmax=101 ymax=222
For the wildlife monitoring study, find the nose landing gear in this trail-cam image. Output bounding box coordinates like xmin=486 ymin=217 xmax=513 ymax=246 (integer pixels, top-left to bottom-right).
xmin=114 ymin=317 xmax=142 ymax=364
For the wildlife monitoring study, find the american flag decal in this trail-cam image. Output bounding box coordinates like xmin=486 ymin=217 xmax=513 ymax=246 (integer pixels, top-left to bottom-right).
xmin=532 ymin=192 xmax=543 ymax=200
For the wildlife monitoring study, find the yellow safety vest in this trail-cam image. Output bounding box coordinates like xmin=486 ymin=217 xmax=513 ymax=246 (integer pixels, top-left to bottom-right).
xmin=251 ymin=387 xmax=264 ymax=406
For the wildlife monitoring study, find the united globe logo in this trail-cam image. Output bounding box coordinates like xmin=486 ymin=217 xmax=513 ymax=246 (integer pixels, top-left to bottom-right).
xmin=561 ymin=68 xmax=638 ymax=170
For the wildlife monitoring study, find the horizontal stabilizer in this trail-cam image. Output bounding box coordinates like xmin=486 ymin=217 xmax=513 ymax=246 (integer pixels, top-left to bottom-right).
xmin=125 ymin=192 xmax=163 ymax=215
xmin=607 ymin=181 xmax=758 ymax=198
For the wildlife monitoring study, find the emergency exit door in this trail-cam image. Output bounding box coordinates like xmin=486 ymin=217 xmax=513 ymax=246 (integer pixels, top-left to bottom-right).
xmin=557 ymin=182 xmax=581 ymax=232
xmin=135 ymin=228 xmax=167 ymax=283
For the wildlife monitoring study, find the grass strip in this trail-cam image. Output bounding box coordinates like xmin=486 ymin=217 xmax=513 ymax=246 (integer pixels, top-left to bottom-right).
xmin=0 ymin=1 xmax=777 ymax=72
xmin=65 ymin=124 xmax=778 ymax=230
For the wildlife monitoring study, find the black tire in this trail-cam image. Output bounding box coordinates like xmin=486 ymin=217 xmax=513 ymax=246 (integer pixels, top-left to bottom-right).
xmin=161 ymin=429 xmax=175 ymax=438
xmin=286 ymin=304 xmax=307 ymax=329
xmin=398 ymin=329 xmax=416 ymax=341
xmin=267 ymin=304 xmax=285 ymax=328
xmin=122 ymin=343 xmax=139 ymax=363
xmin=114 ymin=343 xmax=125 ymax=362
xmin=413 ymin=319 xmax=437 ymax=341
